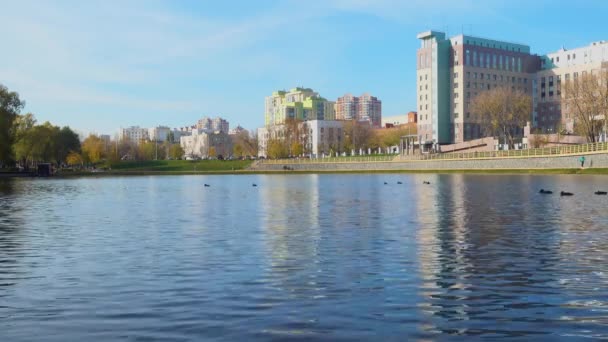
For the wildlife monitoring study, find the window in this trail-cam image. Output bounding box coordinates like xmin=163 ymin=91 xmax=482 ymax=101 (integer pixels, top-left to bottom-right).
xmin=493 ymin=74 xmax=497 ymax=80
xmin=565 ymin=73 xmax=570 ymax=81
xmin=466 ymin=112 xmax=470 ymax=119
xmin=466 ymin=50 xmax=470 ymax=65
xmin=454 ymin=112 xmax=459 ymax=118
xmin=466 ymin=71 xmax=470 ymax=78
xmin=454 ymin=72 xmax=458 ymax=79
xmin=574 ymin=72 xmax=578 ymax=79
xmin=454 ymin=83 xmax=459 ymax=88
xmin=425 ymin=75 xmax=428 ymax=80
xmin=486 ymin=74 xmax=490 ymax=80
xmin=487 ymin=84 xmax=491 ymax=90
xmin=466 ymin=82 xmax=470 ymax=88
xmin=556 ymin=56 xmax=559 ymax=62
xmin=480 ymin=72 xmax=484 ymax=79
xmin=473 ymin=51 xmax=477 ymax=67
xmin=474 ymin=72 xmax=478 ymax=79
xmin=454 ymin=92 xmax=459 ymax=98
xmin=573 ymin=53 xmax=576 ymax=59
xmin=419 ymin=76 xmax=422 ymax=81
xmin=512 ymin=76 xmax=516 ymax=83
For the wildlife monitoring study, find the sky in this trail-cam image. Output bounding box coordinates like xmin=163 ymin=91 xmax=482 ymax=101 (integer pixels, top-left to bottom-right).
xmin=1 ymin=0 xmax=608 ymax=136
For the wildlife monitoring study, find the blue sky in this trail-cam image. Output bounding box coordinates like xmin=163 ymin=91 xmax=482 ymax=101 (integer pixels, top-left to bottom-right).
xmin=1 ymin=0 xmax=607 ymax=136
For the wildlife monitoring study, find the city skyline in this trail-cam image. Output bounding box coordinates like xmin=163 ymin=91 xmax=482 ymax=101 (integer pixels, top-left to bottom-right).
xmin=1 ymin=0 xmax=608 ymax=135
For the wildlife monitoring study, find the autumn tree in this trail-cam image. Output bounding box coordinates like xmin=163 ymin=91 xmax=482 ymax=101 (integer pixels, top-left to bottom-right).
xmin=267 ymin=138 xmax=289 ymax=159
xmin=168 ymin=144 xmax=184 ymax=160
xmin=81 ymin=134 xmax=106 ymax=163
xmin=0 ymin=84 xmax=25 ymax=165
xmin=66 ymin=151 xmax=83 ymax=166
xmin=563 ymin=70 xmax=608 ymax=143
xmin=231 ymin=129 xmax=258 ymax=157
xmin=470 ymin=87 xmax=532 ymax=149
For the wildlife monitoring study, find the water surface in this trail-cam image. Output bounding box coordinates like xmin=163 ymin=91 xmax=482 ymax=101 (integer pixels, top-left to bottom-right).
xmin=1 ymin=174 xmax=608 ymax=341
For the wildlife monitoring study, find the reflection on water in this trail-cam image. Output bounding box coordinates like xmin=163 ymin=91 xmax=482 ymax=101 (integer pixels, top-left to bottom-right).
xmin=1 ymin=175 xmax=608 ymax=340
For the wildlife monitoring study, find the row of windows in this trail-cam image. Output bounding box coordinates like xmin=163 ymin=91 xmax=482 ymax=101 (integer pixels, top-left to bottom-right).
xmin=455 ymin=39 xmax=523 ymax=52
xmin=460 ymin=50 xmax=523 ymax=72
xmin=465 ymin=72 xmax=528 ymax=84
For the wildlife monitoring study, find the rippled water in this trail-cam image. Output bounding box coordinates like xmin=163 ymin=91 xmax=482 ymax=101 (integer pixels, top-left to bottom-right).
xmin=1 ymin=174 xmax=608 ymax=341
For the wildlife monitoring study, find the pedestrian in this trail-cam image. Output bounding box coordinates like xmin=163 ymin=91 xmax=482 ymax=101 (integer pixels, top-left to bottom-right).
xmin=579 ymin=155 xmax=586 ymax=168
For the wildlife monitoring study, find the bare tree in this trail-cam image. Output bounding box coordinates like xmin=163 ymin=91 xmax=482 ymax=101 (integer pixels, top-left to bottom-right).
xmin=470 ymin=87 xmax=532 ymax=149
xmin=563 ymin=70 xmax=608 ymax=143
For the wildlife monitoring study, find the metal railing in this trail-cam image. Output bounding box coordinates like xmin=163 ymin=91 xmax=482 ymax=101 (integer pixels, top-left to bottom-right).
xmin=258 ymin=142 xmax=608 ymax=164
xmin=260 ymin=155 xmax=397 ymax=164
xmin=408 ymin=142 xmax=608 ymax=161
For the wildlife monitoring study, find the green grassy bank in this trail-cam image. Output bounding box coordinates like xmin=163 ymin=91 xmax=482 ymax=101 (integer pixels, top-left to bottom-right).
xmin=103 ymin=159 xmax=253 ymax=172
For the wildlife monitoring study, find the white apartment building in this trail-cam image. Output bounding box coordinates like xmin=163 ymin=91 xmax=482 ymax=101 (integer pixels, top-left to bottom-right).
xmin=120 ymin=126 xmax=149 ymax=143
xmin=180 ymin=130 xmax=232 ymax=159
xmin=257 ymin=120 xmax=344 ymax=158
xmin=196 ymin=116 xmax=230 ymax=134
xmin=148 ymin=126 xmax=171 ymax=142
xmin=535 ymin=41 xmax=608 ymax=133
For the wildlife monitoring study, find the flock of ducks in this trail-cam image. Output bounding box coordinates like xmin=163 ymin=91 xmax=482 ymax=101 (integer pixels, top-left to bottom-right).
xmin=201 ymin=181 xmax=606 ymax=196
xmin=204 ymin=183 xmax=257 ymax=187
xmin=539 ymin=189 xmax=607 ymax=196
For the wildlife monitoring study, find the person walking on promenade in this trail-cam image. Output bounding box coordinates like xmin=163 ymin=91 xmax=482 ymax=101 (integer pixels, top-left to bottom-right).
xmin=579 ymin=155 xmax=586 ymax=168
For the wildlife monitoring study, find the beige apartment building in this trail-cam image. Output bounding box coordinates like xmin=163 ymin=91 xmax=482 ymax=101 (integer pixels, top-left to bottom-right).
xmin=417 ymin=31 xmax=608 ymax=147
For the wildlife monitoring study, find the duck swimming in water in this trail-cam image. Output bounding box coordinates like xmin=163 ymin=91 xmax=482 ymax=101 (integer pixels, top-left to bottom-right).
xmin=539 ymin=189 xmax=553 ymax=194
xmin=384 ymin=182 xmax=388 ymax=185
xmin=423 ymin=181 xmax=431 ymax=185
xmin=560 ymin=191 xmax=573 ymax=196
xmin=397 ymin=181 xmax=403 ymax=184
xmin=252 ymin=184 xmax=258 ymax=187
xmin=595 ymin=190 xmax=607 ymax=195
xmin=204 ymin=184 xmax=210 ymax=187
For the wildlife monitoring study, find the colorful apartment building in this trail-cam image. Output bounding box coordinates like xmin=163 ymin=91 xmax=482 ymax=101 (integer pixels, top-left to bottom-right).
xmin=264 ymin=87 xmax=335 ymax=126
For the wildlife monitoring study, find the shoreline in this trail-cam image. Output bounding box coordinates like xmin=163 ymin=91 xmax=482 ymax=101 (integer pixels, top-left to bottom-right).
xmin=19 ymin=167 xmax=608 ymax=177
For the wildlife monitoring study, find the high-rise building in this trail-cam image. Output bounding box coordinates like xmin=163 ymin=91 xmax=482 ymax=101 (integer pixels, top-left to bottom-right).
xmin=264 ymin=87 xmax=335 ymax=126
xmin=535 ymin=41 xmax=608 ymax=133
xmin=335 ymin=93 xmax=382 ymax=128
xmin=416 ymin=31 xmax=540 ymax=146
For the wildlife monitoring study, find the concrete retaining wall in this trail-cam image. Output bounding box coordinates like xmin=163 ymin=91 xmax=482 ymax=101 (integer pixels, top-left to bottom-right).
xmin=254 ymin=152 xmax=608 ymax=171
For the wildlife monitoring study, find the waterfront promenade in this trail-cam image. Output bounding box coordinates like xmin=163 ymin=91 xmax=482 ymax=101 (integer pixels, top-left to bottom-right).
xmin=253 ymin=142 xmax=608 ymax=172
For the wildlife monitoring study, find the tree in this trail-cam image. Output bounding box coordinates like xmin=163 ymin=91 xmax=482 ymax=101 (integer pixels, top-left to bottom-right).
xmin=267 ymin=138 xmax=289 ymax=159
xmin=0 ymin=84 xmax=25 ymax=165
xmin=168 ymin=144 xmax=184 ymax=160
xmin=343 ymin=120 xmax=373 ymax=153
xmin=55 ymin=126 xmax=81 ymax=164
xmin=470 ymin=87 xmax=532 ymax=149
xmin=66 ymin=151 xmax=83 ymax=166
xmin=563 ymin=70 xmax=608 ymax=143
xmin=137 ymin=140 xmax=156 ymax=160
xmin=208 ymin=146 xmax=217 ymax=158
xmin=82 ymin=134 xmax=105 ymax=163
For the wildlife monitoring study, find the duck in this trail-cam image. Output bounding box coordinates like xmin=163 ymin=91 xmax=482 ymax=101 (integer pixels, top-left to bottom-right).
xmin=252 ymin=183 xmax=258 ymax=187
xmin=595 ymin=190 xmax=607 ymax=195
xmin=560 ymin=191 xmax=573 ymax=196
xmin=539 ymin=189 xmax=553 ymax=194
xmin=383 ymin=182 xmax=388 ymax=185
xmin=397 ymin=181 xmax=403 ymax=185
xmin=204 ymin=184 xmax=210 ymax=187
xmin=423 ymin=181 xmax=431 ymax=185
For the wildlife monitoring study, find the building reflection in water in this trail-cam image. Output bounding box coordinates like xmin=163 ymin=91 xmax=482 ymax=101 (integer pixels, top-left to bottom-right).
xmin=414 ymin=174 xmax=569 ymax=337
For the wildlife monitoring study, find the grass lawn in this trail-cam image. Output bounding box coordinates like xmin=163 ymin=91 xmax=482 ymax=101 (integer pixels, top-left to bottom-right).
xmin=103 ymin=159 xmax=253 ymax=172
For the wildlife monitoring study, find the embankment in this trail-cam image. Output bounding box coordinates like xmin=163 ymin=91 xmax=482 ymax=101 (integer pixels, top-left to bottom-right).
xmin=253 ymin=152 xmax=608 ymax=173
